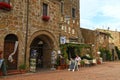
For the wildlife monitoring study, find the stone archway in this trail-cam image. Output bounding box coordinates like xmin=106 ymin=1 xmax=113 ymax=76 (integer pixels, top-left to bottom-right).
xmin=29 ymin=34 xmax=56 ymax=70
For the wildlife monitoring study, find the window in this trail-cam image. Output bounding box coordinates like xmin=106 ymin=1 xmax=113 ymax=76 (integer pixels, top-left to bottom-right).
xmin=72 ymin=8 xmax=75 ymax=18
xmin=72 ymin=29 xmax=75 ymax=34
xmin=0 ymin=0 xmax=10 ymax=3
xmin=61 ymin=25 xmax=64 ymax=30
xmin=60 ymin=2 xmax=64 ymax=14
xmin=43 ymin=3 xmax=48 ymax=16
xmin=68 ymin=27 xmax=71 ymax=33
xmin=64 ymin=26 xmax=67 ymax=32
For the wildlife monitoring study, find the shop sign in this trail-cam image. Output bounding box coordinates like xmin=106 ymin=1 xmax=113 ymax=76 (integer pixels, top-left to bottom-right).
xmin=60 ymin=36 xmax=66 ymax=44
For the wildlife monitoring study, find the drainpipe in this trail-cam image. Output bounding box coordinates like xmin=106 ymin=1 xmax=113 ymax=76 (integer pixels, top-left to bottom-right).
xmin=24 ymin=0 xmax=29 ymax=65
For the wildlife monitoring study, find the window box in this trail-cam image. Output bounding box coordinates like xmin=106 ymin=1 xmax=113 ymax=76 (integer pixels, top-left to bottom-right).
xmin=42 ymin=15 xmax=50 ymax=21
xmin=0 ymin=2 xmax=12 ymax=11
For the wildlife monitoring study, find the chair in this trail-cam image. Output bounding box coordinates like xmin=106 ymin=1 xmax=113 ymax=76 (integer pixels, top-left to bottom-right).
xmin=83 ymin=59 xmax=90 ymax=67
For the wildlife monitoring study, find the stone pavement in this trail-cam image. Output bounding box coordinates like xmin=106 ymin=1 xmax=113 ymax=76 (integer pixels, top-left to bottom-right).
xmin=0 ymin=61 xmax=120 ymax=80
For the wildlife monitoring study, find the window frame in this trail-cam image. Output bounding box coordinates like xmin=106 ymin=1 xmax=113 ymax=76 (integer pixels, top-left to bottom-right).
xmin=43 ymin=3 xmax=48 ymax=16
xmin=72 ymin=8 xmax=76 ymax=18
xmin=60 ymin=1 xmax=64 ymax=15
xmin=0 ymin=0 xmax=10 ymax=4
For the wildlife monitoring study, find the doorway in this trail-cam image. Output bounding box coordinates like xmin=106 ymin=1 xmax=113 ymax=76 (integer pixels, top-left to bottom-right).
xmin=30 ymin=34 xmax=54 ymax=70
xmin=4 ymin=34 xmax=18 ymax=70
xmin=67 ymin=47 xmax=76 ymax=60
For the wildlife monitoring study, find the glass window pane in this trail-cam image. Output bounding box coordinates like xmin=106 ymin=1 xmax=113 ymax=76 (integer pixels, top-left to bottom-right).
xmin=43 ymin=3 xmax=48 ymax=16
xmin=72 ymin=8 xmax=75 ymax=18
xmin=0 ymin=0 xmax=3 ymax=2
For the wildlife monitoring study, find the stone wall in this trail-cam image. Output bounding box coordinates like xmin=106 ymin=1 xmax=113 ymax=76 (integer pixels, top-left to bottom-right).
xmin=0 ymin=0 xmax=27 ymax=66
xmin=0 ymin=0 xmax=81 ymax=69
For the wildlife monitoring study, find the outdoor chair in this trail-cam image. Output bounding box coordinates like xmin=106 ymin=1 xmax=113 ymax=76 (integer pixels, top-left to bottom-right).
xmin=83 ymin=59 xmax=91 ymax=67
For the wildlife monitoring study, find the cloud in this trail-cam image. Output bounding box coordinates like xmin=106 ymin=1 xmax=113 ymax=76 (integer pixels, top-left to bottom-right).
xmin=80 ymin=0 xmax=120 ymax=31
xmin=80 ymin=19 xmax=96 ymax=30
xmin=80 ymin=0 xmax=100 ymax=19
xmin=101 ymin=5 xmax=120 ymax=19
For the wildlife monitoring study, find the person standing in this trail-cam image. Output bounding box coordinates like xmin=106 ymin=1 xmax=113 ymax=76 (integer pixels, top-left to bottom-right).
xmin=0 ymin=51 xmax=7 ymax=76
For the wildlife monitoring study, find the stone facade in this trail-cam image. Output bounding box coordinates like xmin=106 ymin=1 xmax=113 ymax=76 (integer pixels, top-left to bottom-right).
xmin=0 ymin=0 xmax=81 ymax=71
xmin=81 ymin=28 xmax=109 ymax=57
xmin=80 ymin=28 xmax=96 ymax=44
xmin=108 ymin=30 xmax=120 ymax=49
xmin=97 ymin=29 xmax=119 ymax=60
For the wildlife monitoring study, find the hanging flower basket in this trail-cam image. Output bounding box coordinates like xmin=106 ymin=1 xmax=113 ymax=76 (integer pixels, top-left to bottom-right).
xmin=42 ymin=15 xmax=50 ymax=21
xmin=0 ymin=2 xmax=12 ymax=11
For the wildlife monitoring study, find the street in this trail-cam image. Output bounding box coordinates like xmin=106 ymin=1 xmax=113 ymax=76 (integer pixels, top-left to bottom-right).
xmin=0 ymin=61 xmax=120 ymax=80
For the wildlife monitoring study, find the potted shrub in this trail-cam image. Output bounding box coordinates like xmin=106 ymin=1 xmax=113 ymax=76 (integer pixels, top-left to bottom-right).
xmin=55 ymin=56 xmax=61 ymax=70
xmin=80 ymin=60 xmax=85 ymax=67
xmin=19 ymin=64 xmax=26 ymax=73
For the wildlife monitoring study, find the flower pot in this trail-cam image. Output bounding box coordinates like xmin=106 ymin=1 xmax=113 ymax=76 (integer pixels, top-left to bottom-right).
xmin=57 ymin=66 xmax=62 ymax=70
xmin=20 ymin=69 xmax=26 ymax=74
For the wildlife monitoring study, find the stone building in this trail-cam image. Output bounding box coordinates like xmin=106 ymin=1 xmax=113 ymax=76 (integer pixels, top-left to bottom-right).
xmin=0 ymin=0 xmax=81 ymax=72
xmin=80 ymin=28 xmax=109 ymax=58
xmin=97 ymin=29 xmax=119 ymax=60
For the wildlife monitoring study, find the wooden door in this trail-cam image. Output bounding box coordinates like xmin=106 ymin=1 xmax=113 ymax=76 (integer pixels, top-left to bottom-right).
xmin=4 ymin=41 xmax=18 ymax=70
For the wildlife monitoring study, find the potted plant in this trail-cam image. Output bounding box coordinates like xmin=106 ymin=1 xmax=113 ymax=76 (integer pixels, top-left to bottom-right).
xmin=19 ymin=64 xmax=26 ymax=73
xmin=80 ymin=60 xmax=85 ymax=67
xmin=55 ymin=56 xmax=61 ymax=70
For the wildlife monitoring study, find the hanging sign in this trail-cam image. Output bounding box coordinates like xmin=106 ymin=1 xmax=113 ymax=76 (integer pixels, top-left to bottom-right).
xmin=60 ymin=36 xmax=66 ymax=44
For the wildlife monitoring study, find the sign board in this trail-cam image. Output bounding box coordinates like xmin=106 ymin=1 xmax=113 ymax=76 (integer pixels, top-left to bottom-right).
xmin=60 ymin=36 xmax=66 ymax=44
xmin=30 ymin=58 xmax=36 ymax=72
xmin=51 ymin=51 xmax=56 ymax=64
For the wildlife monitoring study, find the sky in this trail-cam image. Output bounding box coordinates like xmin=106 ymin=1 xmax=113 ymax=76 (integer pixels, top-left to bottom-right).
xmin=80 ymin=0 xmax=120 ymax=31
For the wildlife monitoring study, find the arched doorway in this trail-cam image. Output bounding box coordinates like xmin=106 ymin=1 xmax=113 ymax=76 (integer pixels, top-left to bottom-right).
xmin=4 ymin=34 xmax=18 ymax=70
xmin=30 ymin=34 xmax=54 ymax=70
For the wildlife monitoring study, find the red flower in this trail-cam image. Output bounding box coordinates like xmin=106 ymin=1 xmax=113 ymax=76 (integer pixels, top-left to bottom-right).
xmin=0 ymin=2 xmax=12 ymax=11
xmin=42 ymin=15 xmax=50 ymax=21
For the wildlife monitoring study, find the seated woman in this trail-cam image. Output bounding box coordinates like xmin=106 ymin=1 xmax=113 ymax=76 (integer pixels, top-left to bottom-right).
xmin=68 ymin=58 xmax=79 ymax=72
xmin=75 ymin=55 xmax=81 ymax=68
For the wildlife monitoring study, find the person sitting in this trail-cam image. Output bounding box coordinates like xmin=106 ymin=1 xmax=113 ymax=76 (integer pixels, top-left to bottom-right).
xmin=75 ymin=55 xmax=81 ymax=68
xmin=68 ymin=57 xmax=79 ymax=72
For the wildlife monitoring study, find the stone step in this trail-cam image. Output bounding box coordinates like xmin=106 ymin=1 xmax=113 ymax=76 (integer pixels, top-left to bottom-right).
xmin=7 ymin=70 xmax=21 ymax=75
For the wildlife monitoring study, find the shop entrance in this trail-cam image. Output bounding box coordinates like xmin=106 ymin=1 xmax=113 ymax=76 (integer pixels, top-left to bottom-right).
xmin=30 ymin=34 xmax=54 ymax=70
xmin=30 ymin=41 xmax=44 ymax=69
xmin=67 ymin=47 xmax=76 ymax=60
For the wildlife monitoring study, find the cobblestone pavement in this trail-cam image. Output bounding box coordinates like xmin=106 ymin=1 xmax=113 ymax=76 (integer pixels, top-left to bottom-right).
xmin=0 ymin=61 xmax=120 ymax=80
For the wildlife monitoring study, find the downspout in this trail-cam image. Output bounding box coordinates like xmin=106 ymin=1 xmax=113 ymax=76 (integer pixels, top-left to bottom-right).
xmin=24 ymin=0 xmax=29 ymax=65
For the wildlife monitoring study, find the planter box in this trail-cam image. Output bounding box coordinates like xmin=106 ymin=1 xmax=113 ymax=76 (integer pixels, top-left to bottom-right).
xmin=0 ymin=71 xmax=2 ymax=76
xmin=42 ymin=16 xmax=50 ymax=21
xmin=0 ymin=2 xmax=12 ymax=11
xmin=56 ymin=66 xmax=62 ymax=70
